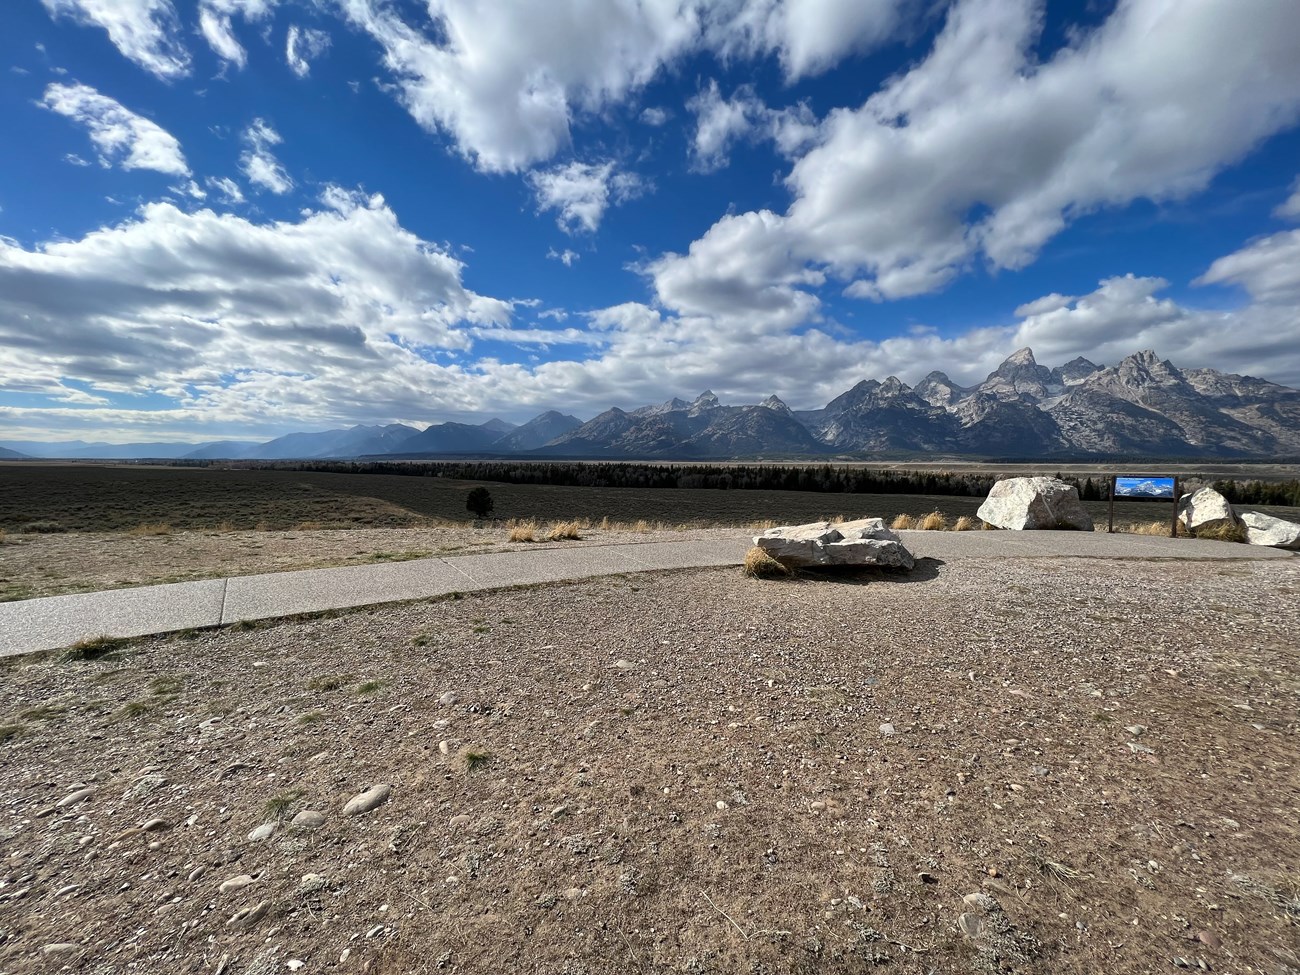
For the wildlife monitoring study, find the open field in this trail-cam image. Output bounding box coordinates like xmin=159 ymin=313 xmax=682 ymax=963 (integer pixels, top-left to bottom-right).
xmin=2 ymin=463 xmax=1298 ymax=601
xmin=5 ymin=463 xmax=1297 ymax=534
xmin=1 ymin=558 xmax=1297 ymax=974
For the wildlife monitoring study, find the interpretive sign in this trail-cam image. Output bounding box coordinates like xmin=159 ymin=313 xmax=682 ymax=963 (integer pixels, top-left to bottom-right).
xmin=1108 ymin=475 xmax=1179 ymax=536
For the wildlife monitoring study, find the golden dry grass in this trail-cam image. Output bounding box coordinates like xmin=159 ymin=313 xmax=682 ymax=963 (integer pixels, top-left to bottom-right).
xmin=507 ymin=519 xmax=538 ymax=543
xmin=127 ymin=522 xmax=172 ymax=537
xmin=919 ymin=510 xmax=949 ymax=531
xmin=890 ymin=513 xmax=917 ymax=530
xmin=742 ymin=545 xmax=792 ymax=578
xmin=748 ymin=518 xmax=779 ymax=531
xmin=953 ymin=515 xmax=978 ymax=532
xmin=1191 ymin=520 xmax=1247 ymax=543
xmin=294 ymin=520 xmax=326 ymax=531
xmin=0 ymin=528 xmax=6 ymax=545
xmin=980 ymin=519 xmax=997 ymax=530
xmin=546 ymin=520 xmax=583 ymax=541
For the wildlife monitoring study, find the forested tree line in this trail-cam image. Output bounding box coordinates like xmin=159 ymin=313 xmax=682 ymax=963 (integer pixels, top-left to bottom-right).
xmin=202 ymin=459 xmax=1118 ymax=498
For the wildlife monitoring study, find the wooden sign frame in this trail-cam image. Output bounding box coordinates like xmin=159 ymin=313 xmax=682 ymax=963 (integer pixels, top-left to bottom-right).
xmin=1107 ymin=475 xmax=1180 ymax=537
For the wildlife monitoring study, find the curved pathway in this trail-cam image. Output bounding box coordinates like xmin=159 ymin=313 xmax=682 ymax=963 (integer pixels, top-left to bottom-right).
xmin=0 ymin=531 xmax=1291 ymax=657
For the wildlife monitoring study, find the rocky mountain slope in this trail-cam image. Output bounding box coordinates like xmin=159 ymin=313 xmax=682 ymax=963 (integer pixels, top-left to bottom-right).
xmin=7 ymin=350 xmax=1297 ymax=461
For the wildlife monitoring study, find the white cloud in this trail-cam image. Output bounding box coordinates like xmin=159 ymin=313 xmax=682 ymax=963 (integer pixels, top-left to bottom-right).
xmin=198 ymin=0 xmax=278 ymax=70
xmin=338 ymin=0 xmax=700 ymax=173
xmin=1276 ymin=175 xmax=1300 ymax=220
xmin=206 ymin=175 xmax=245 ymax=203
xmin=640 ymin=106 xmax=669 ymax=126
xmin=286 ymin=25 xmax=331 ymax=78
xmin=41 ymin=0 xmax=190 ymax=79
xmin=706 ymin=0 xmax=922 ymax=81
xmin=41 ymin=83 xmax=189 ymax=176
xmin=686 ymin=79 xmax=817 ymax=170
xmin=658 ymin=0 xmax=1300 ymax=313
xmin=1195 ymin=228 xmax=1300 ymax=304
xmin=239 ymin=118 xmax=293 ymax=194
xmin=529 ymin=161 xmax=645 ymax=234
xmin=547 ymin=247 xmax=580 ymax=266
xmin=0 ymin=189 xmax=517 ymax=437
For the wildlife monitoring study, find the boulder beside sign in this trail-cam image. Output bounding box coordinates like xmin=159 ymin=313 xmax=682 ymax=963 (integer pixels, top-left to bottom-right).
xmin=752 ymin=518 xmax=915 ymax=569
xmin=977 ymin=476 xmax=1094 ymax=531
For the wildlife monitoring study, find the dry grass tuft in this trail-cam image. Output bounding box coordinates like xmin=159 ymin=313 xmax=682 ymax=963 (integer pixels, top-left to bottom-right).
xmin=294 ymin=520 xmax=325 ymax=531
xmin=748 ymin=518 xmax=778 ymax=531
xmin=1123 ymin=520 xmax=1177 ymax=537
xmin=128 ymin=522 xmax=172 ymax=537
xmin=1191 ymin=520 xmax=1248 ymax=543
xmin=919 ymin=510 xmax=949 ymax=531
xmin=743 ymin=546 xmax=792 ymax=579
xmin=0 ymin=528 xmax=6 ymax=545
xmin=213 ymin=520 xmax=237 ymax=533
xmin=980 ymin=519 xmax=997 ymax=530
xmin=953 ymin=515 xmax=978 ymax=532
xmin=507 ymin=519 xmax=538 ymax=543
xmin=546 ymin=520 xmax=582 ymax=541
xmin=459 ymin=748 xmax=492 ymax=774
xmin=890 ymin=513 xmax=917 ymax=530
xmin=631 ymin=519 xmax=653 ymax=534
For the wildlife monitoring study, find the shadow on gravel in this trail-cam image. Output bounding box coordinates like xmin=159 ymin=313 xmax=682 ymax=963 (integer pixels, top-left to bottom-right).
xmin=798 ymin=556 xmax=945 ymax=586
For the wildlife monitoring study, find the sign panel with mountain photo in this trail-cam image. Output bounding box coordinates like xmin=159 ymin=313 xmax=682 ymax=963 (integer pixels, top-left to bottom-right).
xmin=1114 ymin=476 xmax=1176 ymax=499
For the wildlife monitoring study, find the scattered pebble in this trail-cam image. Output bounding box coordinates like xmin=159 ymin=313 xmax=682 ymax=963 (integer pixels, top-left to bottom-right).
xmin=291 ymin=810 xmax=326 ymax=829
xmin=248 ymin=823 xmax=276 ymax=842
xmin=343 ymin=783 xmax=392 ymax=816
xmin=879 ymin=723 xmax=896 ymax=736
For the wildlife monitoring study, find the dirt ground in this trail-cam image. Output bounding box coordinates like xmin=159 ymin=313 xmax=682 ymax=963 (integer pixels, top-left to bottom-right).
xmin=1 ymin=555 xmax=1297 ymax=974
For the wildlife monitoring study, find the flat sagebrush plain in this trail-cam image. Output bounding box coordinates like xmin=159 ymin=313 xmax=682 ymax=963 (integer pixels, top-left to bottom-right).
xmin=0 ymin=558 xmax=1297 ymax=974
xmin=4 ymin=463 xmax=1270 ymax=534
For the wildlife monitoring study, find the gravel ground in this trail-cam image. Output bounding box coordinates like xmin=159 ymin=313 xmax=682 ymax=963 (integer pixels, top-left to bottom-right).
xmin=1 ymin=557 xmax=1298 ymax=975
xmin=0 ymin=525 xmax=743 ymax=601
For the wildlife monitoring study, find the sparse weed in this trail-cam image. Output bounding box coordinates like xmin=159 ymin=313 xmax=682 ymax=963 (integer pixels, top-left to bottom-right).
xmin=307 ymin=675 xmax=350 ymax=692
xmin=295 ymin=520 xmax=325 ymax=531
xmin=18 ymin=705 xmax=63 ymax=721
xmin=1122 ymin=520 xmax=1178 ymax=537
xmin=254 ymin=520 xmax=272 ymax=532
xmin=980 ymin=519 xmax=997 ymax=530
xmin=0 ymin=724 xmax=25 ymax=743
xmin=63 ymin=634 xmax=129 ymax=662
xmin=357 ymin=679 xmax=383 ymax=695
xmin=743 ymin=546 xmax=792 ymax=579
xmin=213 ymin=520 xmax=237 ymax=533
xmin=0 ymin=528 xmax=7 ymax=544
xmin=461 ymin=749 xmax=492 ymax=773
xmin=953 ymin=515 xmax=978 ymax=532
xmin=296 ymin=710 xmax=324 ymax=725
xmin=149 ymin=676 xmax=183 ymax=696
xmin=21 ymin=521 xmax=65 ymax=534
xmin=890 ymin=514 xmax=916 ymax=530
xmin=128 ymin=522 xmax=172 ymax=537
xmin=632 ymin=519 xmax=652 ymax=533
xmin=117 ymin=699 xmax=153 ymax=719
xmin=263 ymin=789 xmax=304 ymax=820
xmin=919 ymin=510 xmax=949 ymax=531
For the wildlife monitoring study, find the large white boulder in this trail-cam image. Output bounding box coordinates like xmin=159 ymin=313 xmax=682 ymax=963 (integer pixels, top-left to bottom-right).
xmin=753 ymin=518 xmax=915 ymax=570
xmin=976 ymin=476 xmax=1093 ymax=531
xmin=1236 ymin=509 xmax=1300 ymax=549
xmin=1177 ymin=487 xmax=1239 ymax=534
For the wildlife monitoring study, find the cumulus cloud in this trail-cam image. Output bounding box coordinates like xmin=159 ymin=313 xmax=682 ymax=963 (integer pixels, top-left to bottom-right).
xmin=239 ymin=118 xmax=293 ymax=194
xmin=547 ymin=247 xmax=580 ymax=266
xmin=286 ymin=24 xmax=331 ymax=77
xmin=41 ymin=83 xmax=189 ymax=176
xmin=529 ymin=161 xmax=645 ymax=234
xmin=0 ymin=189 xmax=517 ymax=436
xmin=639 ymin=106 xmax=669 ymax=126
xmin=658 ymin=0 xmax=1300 ymax=313
xmin=337 ymin=0 xmax=700 ymax=173
xmin=41 ymin=0 xmax=190 ymax=79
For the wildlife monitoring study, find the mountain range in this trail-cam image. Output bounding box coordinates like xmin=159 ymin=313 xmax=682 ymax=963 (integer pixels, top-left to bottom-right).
xmin=4 ymin=350 xmax=1299 ymax=461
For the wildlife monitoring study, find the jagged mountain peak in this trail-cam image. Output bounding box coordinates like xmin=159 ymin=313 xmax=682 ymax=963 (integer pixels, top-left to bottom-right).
xmin=1003 ymin=347 xmax=1038 ymax=366
xmin=760 ymin=394 xmax=791 ymax=413
xmin=689 ymin=390 xmax=722 ymax=415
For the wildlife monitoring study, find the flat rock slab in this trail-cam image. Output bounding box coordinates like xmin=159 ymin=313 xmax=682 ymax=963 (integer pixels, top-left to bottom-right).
xmin=1237 ymin=509 xmax=1300 ymax=549
xmin=754 ymin=519 xmax=915 ymax=569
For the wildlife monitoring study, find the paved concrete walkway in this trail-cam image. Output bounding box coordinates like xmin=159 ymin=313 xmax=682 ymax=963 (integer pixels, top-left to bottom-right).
xmin=0 ymin=532 xmax=1291 ymax=656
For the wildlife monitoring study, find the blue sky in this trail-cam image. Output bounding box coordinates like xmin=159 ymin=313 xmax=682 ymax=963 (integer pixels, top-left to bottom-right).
xmin=2 ymin=0 xmax=1300 ymax=442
